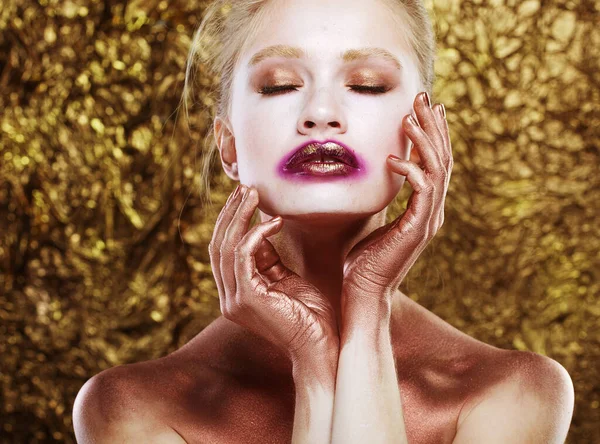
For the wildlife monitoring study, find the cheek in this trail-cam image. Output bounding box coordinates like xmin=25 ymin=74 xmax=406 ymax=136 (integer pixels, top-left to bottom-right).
xmin=389 ymin=103 xmax=415 ymax=159
xmin=359 ymin=97 xmax=413 ymax=153
xmin=356 ymin=122 xmax=409 ymax=161
xmin=234 ymin=123 xmax=279 ymax=183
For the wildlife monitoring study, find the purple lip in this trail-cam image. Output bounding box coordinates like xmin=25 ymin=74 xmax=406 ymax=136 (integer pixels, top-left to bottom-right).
xmin=283 ymin=140 xmax=361 ymax=171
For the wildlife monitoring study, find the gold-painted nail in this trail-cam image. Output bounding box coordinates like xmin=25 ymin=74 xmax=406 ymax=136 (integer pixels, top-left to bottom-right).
xmin=423 ymin=92 xmax=431 ymax=108
xmin=241 ymin=185 xmax=251 ymax=199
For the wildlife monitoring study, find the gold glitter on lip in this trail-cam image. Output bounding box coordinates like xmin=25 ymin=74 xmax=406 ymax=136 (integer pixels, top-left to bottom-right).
xmin=296 ymin=160 xmax=353 ymax=176
xmin=285 ymin=141 xmax=360 ymax=170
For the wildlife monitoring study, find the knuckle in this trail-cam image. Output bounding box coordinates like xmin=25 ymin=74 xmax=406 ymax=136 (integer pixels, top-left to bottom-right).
xmin=433 ymin=170 xmax=445 ymax=183
xmin=219 ymin=240 xmax=232 ymax=257
xmin=233 ymin=243 xmax=244 ymax=259
xmin=403 ymin=214 xmax=418 ymax=232
xmin=423 ymin=181 xmax=435 ymax=196
xmin=442 ymin=169 xmax=450 ymax=182
xmin=208 ymin=242 xmax=219 ymax=257
xmin=231 ymin=296 xmax=247 ymax=313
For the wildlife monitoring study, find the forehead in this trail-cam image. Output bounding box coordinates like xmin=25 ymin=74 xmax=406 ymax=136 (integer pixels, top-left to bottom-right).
xmin=239 ymin=0 xmax=413 ymax=67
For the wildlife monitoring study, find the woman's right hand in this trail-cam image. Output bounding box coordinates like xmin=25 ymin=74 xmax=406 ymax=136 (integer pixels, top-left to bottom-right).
xmin=208 ymin=184 xmax=339 ymax=365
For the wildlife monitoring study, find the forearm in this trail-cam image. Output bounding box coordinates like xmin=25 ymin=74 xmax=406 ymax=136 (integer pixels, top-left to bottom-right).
xmin=291 ymin=348 xmax=338 ymax=444
xmin=331 ymin=304 xmax=408 ymax=444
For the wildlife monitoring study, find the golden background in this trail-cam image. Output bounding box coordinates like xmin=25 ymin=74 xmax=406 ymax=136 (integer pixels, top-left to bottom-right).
xmin=1 ymin=0 xmax=598 ymax=442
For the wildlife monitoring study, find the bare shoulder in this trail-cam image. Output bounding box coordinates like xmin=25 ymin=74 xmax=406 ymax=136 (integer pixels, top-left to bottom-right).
xmin=454 ymin=349 xmax=575 ymax=444
xmin=72 ymin=318 xmax=252 ymax=444
xmin=73 ymin=360 xmax=189 ymax=443
xmin=391 ymin=292 xmax=574 ymax=443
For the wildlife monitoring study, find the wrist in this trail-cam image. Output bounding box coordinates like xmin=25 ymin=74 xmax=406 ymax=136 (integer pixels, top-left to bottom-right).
xmin=292 ymin=345 xmax=338 ymax=387
xmin=341 ymin=289 xmax=392 ymax=333
xmin=340 ymin=320 xmax=392 ymax=353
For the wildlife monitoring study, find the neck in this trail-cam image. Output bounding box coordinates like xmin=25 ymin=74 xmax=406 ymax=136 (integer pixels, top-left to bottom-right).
xmin=258 ymin=208 xmax=388 ymax=328
xmin=195 ymin=208 xmax=397 ymax=381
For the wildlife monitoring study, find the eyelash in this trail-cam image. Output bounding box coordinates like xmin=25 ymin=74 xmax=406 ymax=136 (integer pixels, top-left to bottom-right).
xmin=258 ymin=85 xmax=389 ymax=95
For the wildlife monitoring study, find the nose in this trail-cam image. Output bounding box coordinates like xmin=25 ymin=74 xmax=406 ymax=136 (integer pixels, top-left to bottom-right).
xmin=297 ymin=87 xmax=347 ymax=135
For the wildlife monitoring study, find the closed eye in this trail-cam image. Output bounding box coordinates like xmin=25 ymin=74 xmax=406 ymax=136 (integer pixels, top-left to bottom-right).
xmin=258 ymin=85 xmax=390 ymax=95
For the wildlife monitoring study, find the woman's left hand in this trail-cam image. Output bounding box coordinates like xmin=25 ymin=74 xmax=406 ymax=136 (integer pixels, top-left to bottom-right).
xmin=341 ymin=92 xmax=453 ymax=317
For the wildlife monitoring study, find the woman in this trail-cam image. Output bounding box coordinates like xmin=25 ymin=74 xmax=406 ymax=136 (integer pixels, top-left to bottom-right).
xmin=73 ymin=0 xmax=575 ymax=442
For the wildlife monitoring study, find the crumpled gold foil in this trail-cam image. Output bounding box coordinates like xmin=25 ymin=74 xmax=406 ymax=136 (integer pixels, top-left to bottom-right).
xmin=0 ymin=0 xmax=598 ymax=442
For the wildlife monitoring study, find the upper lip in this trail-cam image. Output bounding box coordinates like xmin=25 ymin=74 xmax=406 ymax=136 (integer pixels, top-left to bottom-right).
xmin=284 ymin=140 xmax=359 ymax=169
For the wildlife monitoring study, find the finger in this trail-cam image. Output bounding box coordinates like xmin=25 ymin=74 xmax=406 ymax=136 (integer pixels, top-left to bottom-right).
xmin=386 ymin=156 xmax=436 ymax=240
xmin=357 ymin=156 xmax=436 ymax=293
xmin=212 ymin=184 xmax=242 ymax=238
xmin=234 ymin=216 xmax=284 ymax=304
xmin=255 ymin=236 xmax=292 ymax=284
xmin=209 ymin=184 xmax=242 ymax=310
xmin=413 ymin=92 xmax=445 ymax=170
xmin=432 ymin=103 xmax=452 ymax=174
xmin=431 ymin=103 xmax=452 ymax=230
xmin=402 ymin=113 xmax=443 ymax=232
xmin=221 ymin=186 xmax=259 ymax=306
xmin=403 ymin=113 xmax=443 ymax=177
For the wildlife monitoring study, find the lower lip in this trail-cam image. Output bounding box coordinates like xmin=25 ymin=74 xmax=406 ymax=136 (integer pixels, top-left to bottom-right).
xmin=293 ymin=160 xmax=356 ymax=176
xmin=278 ymin=160 xmax=366 ymax=182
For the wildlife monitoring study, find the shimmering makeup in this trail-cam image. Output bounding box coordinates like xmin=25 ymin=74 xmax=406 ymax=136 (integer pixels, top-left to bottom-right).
xmin=348 ymin=70 xmax=386 ymax=85
xmin=276 ymin=140 xmax=369 ymax=183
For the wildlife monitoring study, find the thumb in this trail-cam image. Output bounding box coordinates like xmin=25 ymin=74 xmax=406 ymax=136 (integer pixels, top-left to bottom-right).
xmin=254 ymin=228 xmax=293 ymax=284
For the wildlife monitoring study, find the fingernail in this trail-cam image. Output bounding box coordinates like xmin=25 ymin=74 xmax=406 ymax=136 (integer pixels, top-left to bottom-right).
xmin=439 ymin=103 xmax=446 ymax=119
xmin=233 ymin=184 xmax=241 ymax=197
xmin=388 ymin=154 xmax=403 ymax=162
xmin=423 ymin=92 xmax=431 ymax=108
xmin=408 ymin=115 xmax=419 ymax=126
xmin=268 ymin=216 xmax=282 ymax=224
xmin=240 ymin=185 xmax=249 ymax=197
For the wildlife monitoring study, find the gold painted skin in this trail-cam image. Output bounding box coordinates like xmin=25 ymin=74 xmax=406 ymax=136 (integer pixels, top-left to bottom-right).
xmin=77 ymin=93 xmax=573 ymax=443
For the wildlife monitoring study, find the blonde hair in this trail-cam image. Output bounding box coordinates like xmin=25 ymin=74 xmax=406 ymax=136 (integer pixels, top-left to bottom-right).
xmin=181 ymin=0 xmax=436 ymax=206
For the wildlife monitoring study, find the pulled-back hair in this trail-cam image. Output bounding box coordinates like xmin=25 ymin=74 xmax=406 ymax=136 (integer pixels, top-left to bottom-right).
xmin=181 ymin=0 xmax=436 ymax=205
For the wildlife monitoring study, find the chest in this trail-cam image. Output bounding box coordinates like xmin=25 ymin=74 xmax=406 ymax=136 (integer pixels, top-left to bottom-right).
xmin=168 ymin=374 xmax=462 ymax=444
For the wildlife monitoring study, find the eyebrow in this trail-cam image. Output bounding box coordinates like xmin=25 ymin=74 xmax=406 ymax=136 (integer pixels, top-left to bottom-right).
xmin=247 ymin=45 xmax=403 ymax=71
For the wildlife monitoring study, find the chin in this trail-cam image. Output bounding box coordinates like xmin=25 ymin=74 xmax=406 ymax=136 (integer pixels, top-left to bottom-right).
xmin=259 ymin=198 xmax=388 ymax=225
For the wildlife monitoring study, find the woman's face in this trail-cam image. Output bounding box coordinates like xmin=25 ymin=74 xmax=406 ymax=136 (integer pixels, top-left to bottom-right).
xmin=220 ymin=0 xmax=422 ymax=222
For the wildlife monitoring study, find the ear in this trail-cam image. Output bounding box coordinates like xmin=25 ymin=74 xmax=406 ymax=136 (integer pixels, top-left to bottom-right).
xmin=214 ymin=116 xmax=239 ymax=181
